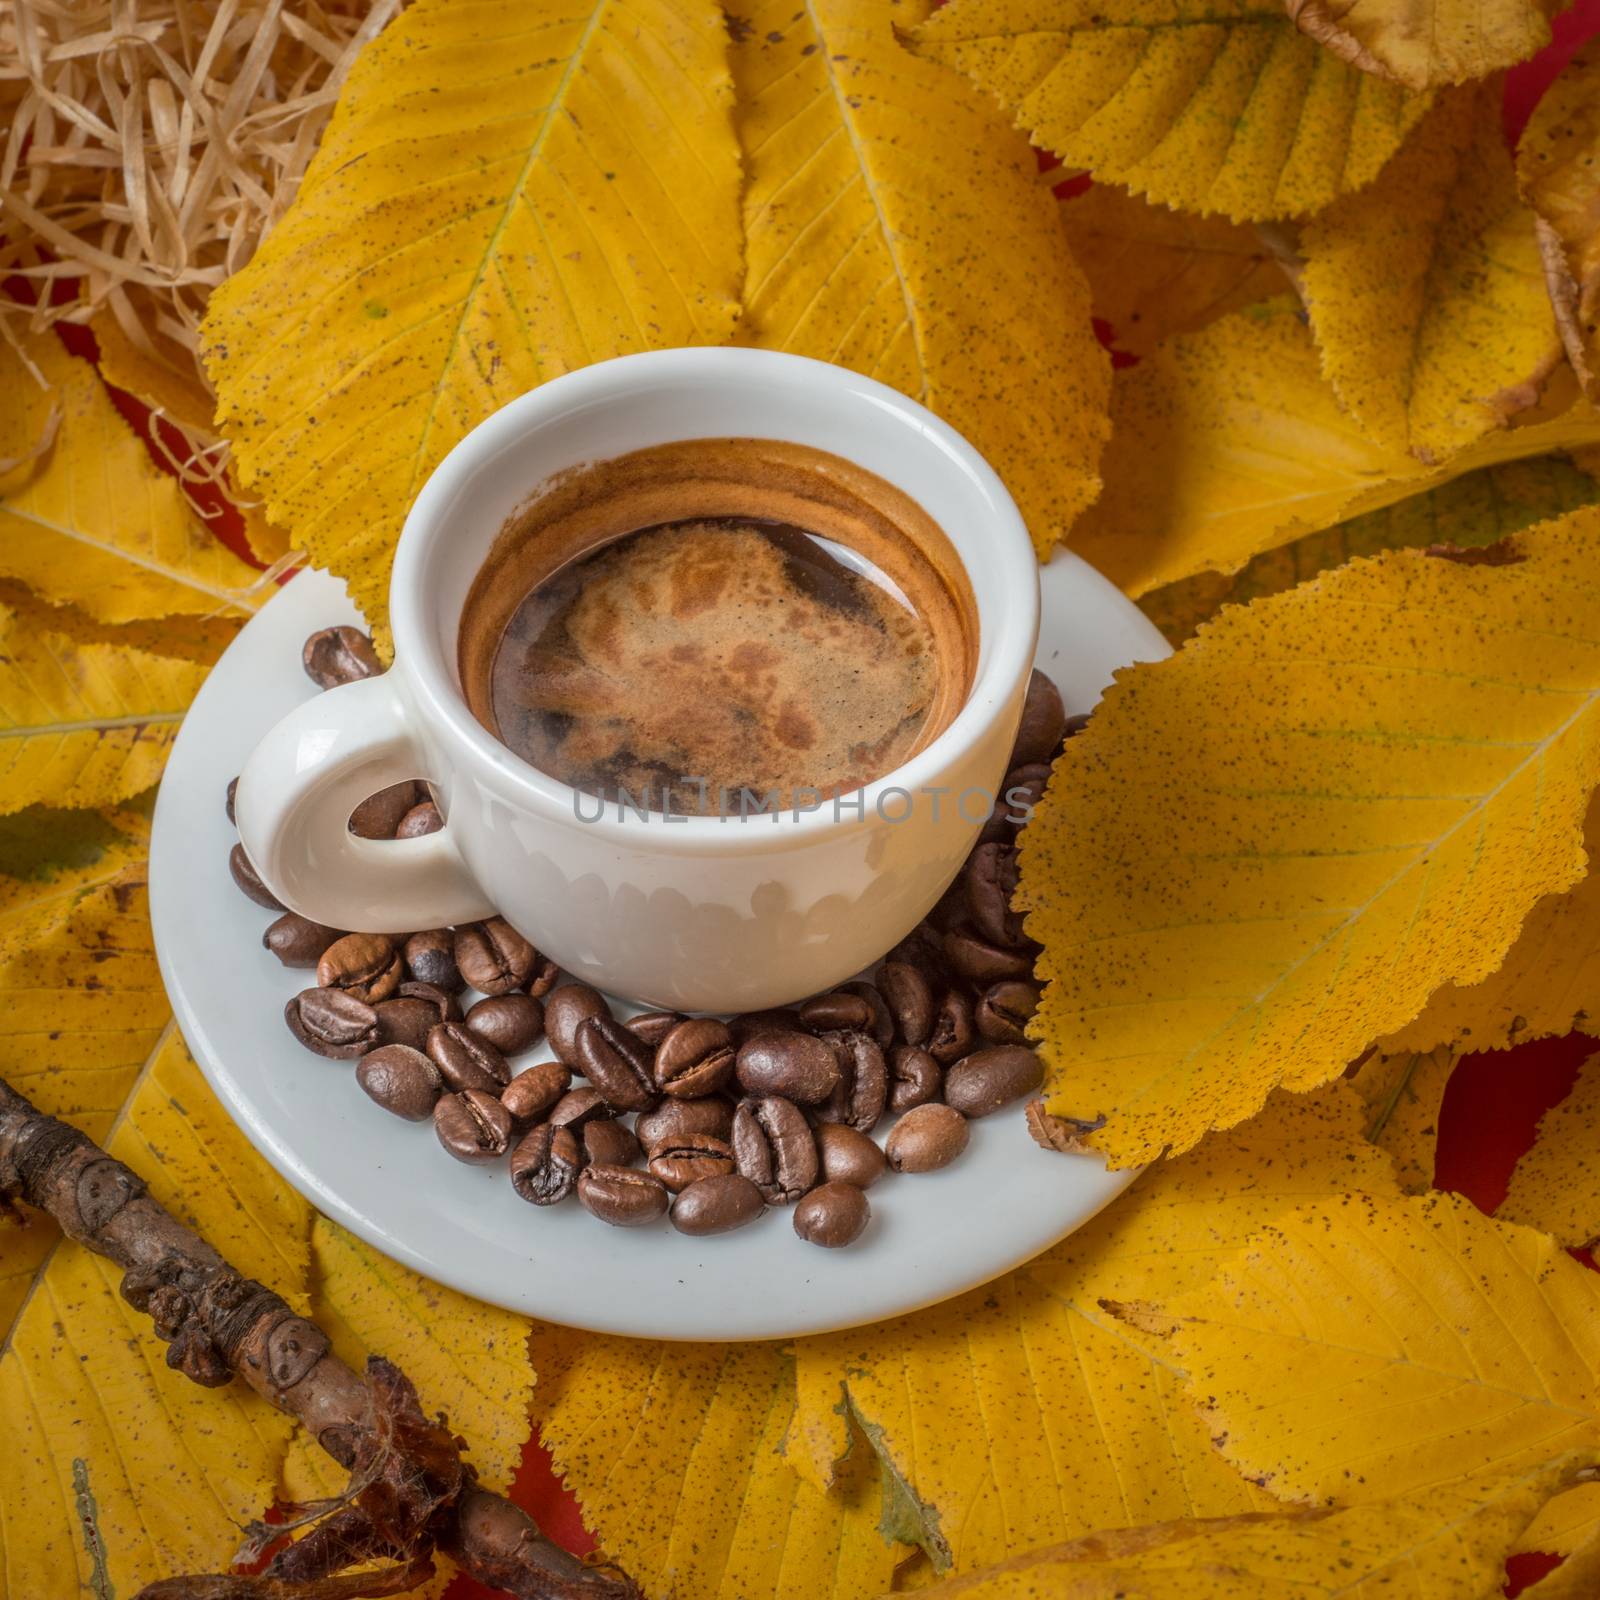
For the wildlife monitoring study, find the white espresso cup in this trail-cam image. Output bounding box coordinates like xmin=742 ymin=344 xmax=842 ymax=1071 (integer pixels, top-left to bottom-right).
xmin=236 ymin=349 xmax=1040 ymax=1012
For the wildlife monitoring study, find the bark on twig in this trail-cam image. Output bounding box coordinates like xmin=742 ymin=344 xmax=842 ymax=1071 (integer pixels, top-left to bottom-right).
xmin=0 ymin=1076 xmax=637 ymax=1600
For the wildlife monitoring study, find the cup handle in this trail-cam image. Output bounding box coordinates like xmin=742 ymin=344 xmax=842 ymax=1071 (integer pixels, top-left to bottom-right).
xmin=235 ymin=673 xmax=497 ymax=932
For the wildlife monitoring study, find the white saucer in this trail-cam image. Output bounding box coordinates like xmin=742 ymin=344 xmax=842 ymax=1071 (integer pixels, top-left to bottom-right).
xmin=150 ymin=558 xmax=1169 ymax=1339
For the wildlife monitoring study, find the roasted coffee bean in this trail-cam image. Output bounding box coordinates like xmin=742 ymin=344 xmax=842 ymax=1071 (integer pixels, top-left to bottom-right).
xmin=501 ymin=1060 xmax=571 ymax=1124
xmin=877 ymin=960 xmax=934 ymax=1045
xmin=317 ymin=932 xmax=403 ymax=1003
xmin=574 ymin=1014 xmax=658 ymax=1112
xmin=840 ymin=981 xmax=894 ymax=1046
xmin=979 ymin=762 xmax=1051 ymax=845
xmin=793 ymin=1182 xmax=870 ymax=1248
xmin=285 ymin=987 xmax=378 ymax=1058
xmin=396 ymin=980 xmax=462 ymax=1023
xmin=729 ymin=1007 xmax=803 ymax=1045
xmin=547 ymin=1086 xmax=610 ymax=1132
xmin=883 ymin=923 xmax=950 ymax=988
xmin=888 ymin=1045 xmax=942 ymax=1112
xmin=735 ymin=1030 xmax=840 ymax=1104
xmin=583 ymin=1119 xmax=641 ymax=1168
xmin=886 ymin=1103 xmax=969 ymax=1172
xmin=975 ymin=980 xmax=1040 ymax=1045
xmin=465 ymin=993 xmax=545 ymax=1055
xmin=636 ymin=1096 xmax=734 ymax=1156
xmin=426 ymin=1020 xmax=511 ymax=1092
xmin=527 ymin=955 xmax=561 ymax=998
xmin=927 ymin=874 xmax=971 ymax=933
xmin=303 ymin=625 xmax=381 ymax=689
xmin=356 ymin=1045 xmax=442 ymax=1120
xmin=819 ymin=1031 xmax=888 ymax=1132
xmin=965 ymin=842 xmax=1027 ymax=949
xmin=945 ymin=1046 xmax=1044 ymax=1117
xmin=434 ymin=1088 xmax=513 ymax=1164
xmin=654 ymin=1017 xmax=735 ymax=1099
xmin=262 ymin=912 xmax=341 ymax=969
xmin=349 ymin=781 xmax=421 ymax=840
xmin=225 ymin=775 xmax=238 ymax=825
xmin=396 ymin=801 xmax=442 ymax=838
xmin=926 ymin=989 xmax=976 ymax=1066
xmin=1063 ymin=711 xmax=1091 ymax=740
xmin=671 ymin=1173 xmax=764 ymax=1236
xmin=403 ymin=929 xmax=463 ymax=992
xmin=943 ymin=927 xmax=1034 ymax=985
xmin=373 ymin=996 xmax=444 ymax=1051
xmin=577 ymin=1164 xmax=669 ymax=1227
xmin=648 ymin=1133 xmax=736 ymax=1192
xmin=626 ymin=1010 xmax=685 ymax=1048
xmin=799 ymin=991 xmax=872 ymax=1033
xmin=509 ymin=1123 xmax=582 ymax=1204
xmin=732 ymin=1097 xmax=818 ymax=1203
xmin=229 ymin=843 xmax=283 ymax=910
xmin=544 ymin=984 xmax=610 ymax=1067
xmin=816 ymin=1122 xmax=888 ymax=1189
xmin=453 ymin=917 xmax=537 ymax=994
xmin=1011 ymin=668 xmax=1068 ymax=767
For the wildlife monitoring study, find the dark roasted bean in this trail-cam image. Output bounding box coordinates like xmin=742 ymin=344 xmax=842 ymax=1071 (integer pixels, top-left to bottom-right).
xmin=877 ymin=960 xmax=934 ymax=1045
xmin=965 ymin=842 xmax=1027 ymax=949
xmin=454 ymin=917 xmax=537 ymax=994
xmin=509 ymin=1123 xmax=582 ymax=1204
xmin=527 ymin=955 xmax=561 ymax=998
xmin=262 ymin=912 xmax=341 ymax=969
xmin=732 ymin=1097 xmax=817 ymax=1203
xmin=840 ymin=981 xmax=894 ymax=1046
xmin=636 ymin=1096 xmax=734 ymax=1156
xmin=1063 ymin=711 xmax=1091 ymax=739
xmin=465 ymin=993 xmax=545 ymax=1055
xmin=396 ymin=801 xmax=442 ymax=838
xmin=229 ymin=843 xmax=283 ymax=910
xmin=888 ymin=1045 xmax=942 ymax=1112
xmin=975 ymin=980 xmax=1040 ymax=1045
xmin=729 ymin=1008 xmax=803 ymax=1045
xmin=819 ymin=1031 xmax=888 ymax=1132
xmin=583 ymin=1119 xmax=641 ymax=1168
xmin=577 ymin=1164 xmax=668 ymax=1227
xmin=943 ymin=927 xmax=1034 ymax=985
xmin=356 ymin=1045 xmax=442 ymax=1120
xmin=671 ymin=1173 xmax=764 ymax=1236
xmin=285 ymin=987 xmax=377 ymax=1058
xmin=735 ymin=1030 xmax=840 ymax=1104
xmin=574 ymin=1014 xmax=658 ymax=1112
xmin=883 ymin=923 xmax=951 ymax=988
xmin=547 ymin=1086 xmax=610 ymax=1132
xmin=225 ymin=775 xmax=239 ymax=825
xmin=434 ymin=1089 xmax=512 ymax=1164
xmin=625 ymin=1010 xmax=686 ymax=1048
xmin=945 ymin=1046 xmax=1044 ymax=1118
xmin=816 ymin=1123 xmax=888 ymax=1189
xmin=303 ymin=625 xmax=381 ymax=689
xmin=886 ymin=1103 xmax=969 ymax=1172
xmin=799 ymin=991 xmax=872 ymax=1033
xmin=979 ymin=762 xmax=1051 ymax=845
xmin=654 ymin=1017 xmax=735 ymax=1099
xmin=317 ymin=932 xmax=403 ymax=1003
xmin=648 ymin=1133 xmax=735 ymax=1192
xmin=1011 ymin=668 xmax=1068 ymax=767
xmin=501 ymin=1060 xmax=571 ymax=1124
xmin=544 ymin=984 xmax=610 ymax=1067
xmin=402 ymin=929 xmax=462 ymax=992
xmin=395 ymin=980 xmax=462 ymax=1023
xmin=793 ymin=1182 xmax=870 ymax=1247
xmin=426 ymin=1020 xmax=511 ymax=1092
xmin=373 ymin=996 xmax=444 ymax=1051
xmin=926 ymin=989 xmax=976 ymax=1066
xmin=349 ymin=781 xmax=420 ymax=839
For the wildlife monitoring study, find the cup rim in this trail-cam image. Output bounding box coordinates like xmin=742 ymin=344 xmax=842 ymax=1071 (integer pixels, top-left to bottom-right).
xmin=390 ymin=347 xmax=1041 ymax=851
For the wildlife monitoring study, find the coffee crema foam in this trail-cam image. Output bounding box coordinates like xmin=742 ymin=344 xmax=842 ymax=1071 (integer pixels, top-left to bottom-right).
xmin=459 ymin=440 xmax=976 ymax=816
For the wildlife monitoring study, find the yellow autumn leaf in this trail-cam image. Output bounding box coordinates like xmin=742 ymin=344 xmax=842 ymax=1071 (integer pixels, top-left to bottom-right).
xmin=733 ymin=0 xmax=1109 ymax=557
xmin=1517 ymin=1483 xmax=1600 ymax=1559
xmin=0 ymin=334 xmax=59 ymax=493
xmin=1172 ymin=1191 xmax=1600 ymax=1504
xmin=1020 ymin=509 xmax=1600 ymax=1166
xmin=530 ymin=1332 xmax=906 ymax=1600
xmin=910 ymin=0 xmax=1429 ymax=223
xmin=90 ymin=309 xmax=220 ymax=441
xmin=892 ymin=1459 xmax=1595 ymax=1599
xmin=204 ymin=0 xmax=743 ymax=647
xmin=1287 ymin=0 xmax=1562 ymax=91
xmin=1300 ymin=86 xmax=1558 ymax=461
xmin=1518 ymin=47 xmax=1600 ymax=396
xmin=0 ymin=332 xmax=263 ymax=623
xmin=1138 ymin=453 xmax=1600 ymax=647
xmin=1498 ymin=1049 xmax=1600 ymax=1247
xmin=0 ymin=591 xmax=213 ymax=815
xmin=1062 ymin=182 xmax=1289 ymax=358
xmin=1071 ymin=298 xmax=1600 ymax=598
xmin=1520 ymin=1532 xmax=1600 ymax=1598
xmin=1384 ymin=794 xmax=1600 ymax=1054
xmin=1348 ymin=1047 xmax=1456 ymax=1191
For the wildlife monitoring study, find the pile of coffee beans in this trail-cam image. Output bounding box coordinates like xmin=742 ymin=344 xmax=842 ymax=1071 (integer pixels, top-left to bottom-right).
xmin=226 ymin=625 xmax=1083 ymax=1249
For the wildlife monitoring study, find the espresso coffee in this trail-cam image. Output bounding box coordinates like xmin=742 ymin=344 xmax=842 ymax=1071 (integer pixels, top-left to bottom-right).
xmin=459 ymin=439 xmax=974 ymax=815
